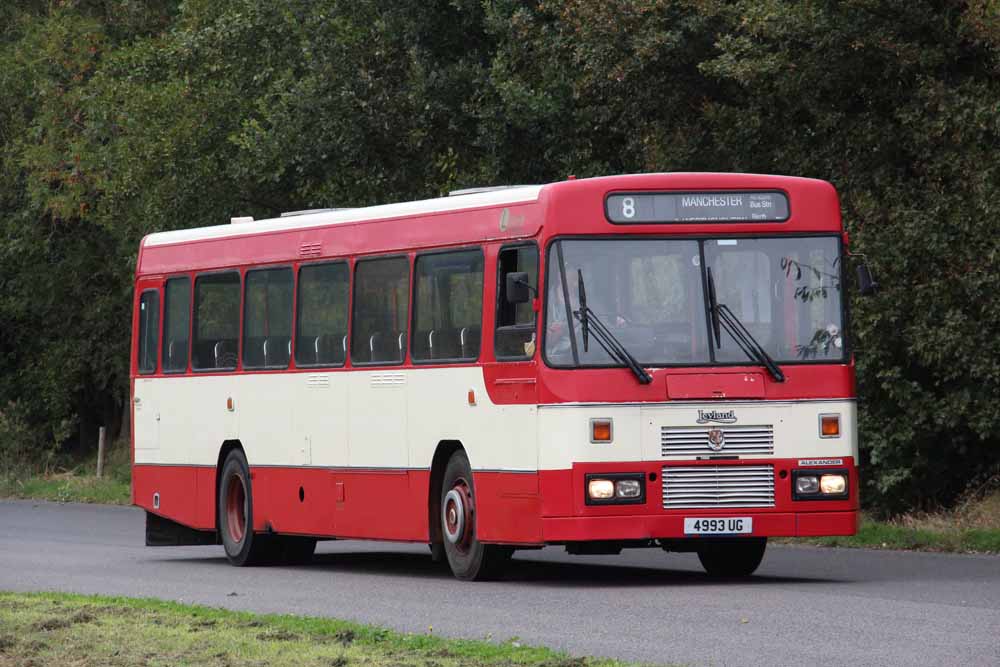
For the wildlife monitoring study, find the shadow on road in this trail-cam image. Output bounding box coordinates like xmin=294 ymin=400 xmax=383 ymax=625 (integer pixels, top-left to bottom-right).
xmin=155 ymin=549 xmax=840 ymax=587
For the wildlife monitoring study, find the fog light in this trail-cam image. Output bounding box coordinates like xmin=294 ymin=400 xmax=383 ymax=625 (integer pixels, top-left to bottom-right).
xmin=820 ymin=474 xmax=847 ymax=495
xmin=820 ymin=414 xmax=841 ymax=438
xmin=591 ymin=418 xmax=613 ymax=443
xmin=796 ymin=475 xmax=819 ymax=494
xmin=615 ymin=479 xmax=642 ymax=498
xmin=588 ymin=479 xmax=615 ymax=500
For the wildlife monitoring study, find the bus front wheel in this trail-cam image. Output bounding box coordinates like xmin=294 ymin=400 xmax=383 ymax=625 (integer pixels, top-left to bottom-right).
xmin=696 ymin=538 xmax=767 ymax=577
xmin=440 ymin=450 xmax=511 ymax=581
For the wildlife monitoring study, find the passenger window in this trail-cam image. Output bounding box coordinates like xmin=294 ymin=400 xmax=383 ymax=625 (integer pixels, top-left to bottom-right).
xmin=296 ymin=262 xmax=350 ymax=367
xmin=351 ymin=256 xmax=409 ymax=365
xmin=243 ymin=267 xmax=294 ymax=369
xmin=495 ymin=244 xmax=538 ymax=360
xmin=192 ymin=272 xmax=240 ymax=371
xmin=137 ymin=290 xmax=159 ymax=375
xmin=162 ymin=277 xmax=190 ymax=373
xmin=412 ymin=249 xmax=484 ymax=362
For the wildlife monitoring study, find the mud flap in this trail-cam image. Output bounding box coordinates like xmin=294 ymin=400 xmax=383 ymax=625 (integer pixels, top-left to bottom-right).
xmin=145 ymin=511 xmax=218 ymax=547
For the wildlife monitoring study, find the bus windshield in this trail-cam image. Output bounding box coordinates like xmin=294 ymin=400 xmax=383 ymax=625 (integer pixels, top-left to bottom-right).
xmin=545 ymin=236 xmax=845 ymax=368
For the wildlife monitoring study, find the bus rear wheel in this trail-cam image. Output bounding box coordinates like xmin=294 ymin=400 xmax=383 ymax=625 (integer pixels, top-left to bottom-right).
xmin=440 ymin=450 xmax=511 ymax=581
xmin=218 ymin=449 xmax=273 ymax=566
xmin=696 ymin=538 xmax=767 ymax=577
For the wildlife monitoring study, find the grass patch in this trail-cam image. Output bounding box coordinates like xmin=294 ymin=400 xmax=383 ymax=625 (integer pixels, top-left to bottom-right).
xmin=788 ymin=490 xmax=1000 ymax=554
xmin=0 ymin=591 xmax=657 ymax=667
xmin=0 ymin=444 xmax=131 ymax=505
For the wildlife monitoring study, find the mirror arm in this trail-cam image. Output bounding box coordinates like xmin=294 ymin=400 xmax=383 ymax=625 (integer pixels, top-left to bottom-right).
xmin=514 ymin=277 xmax=537 ymax=296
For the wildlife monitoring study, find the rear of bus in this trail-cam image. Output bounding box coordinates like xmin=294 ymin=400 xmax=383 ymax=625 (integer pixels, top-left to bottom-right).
xmin=533 ymin=174 xmax=859 ymax=576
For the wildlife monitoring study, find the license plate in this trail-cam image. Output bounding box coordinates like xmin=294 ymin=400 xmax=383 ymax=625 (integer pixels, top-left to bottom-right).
xmin=684 ymin=517 xmax=752 ymax=535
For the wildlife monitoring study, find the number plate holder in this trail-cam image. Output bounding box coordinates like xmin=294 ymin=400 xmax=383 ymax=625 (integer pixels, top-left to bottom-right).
xmin=684 ymin=517 xmax=753 ymax=535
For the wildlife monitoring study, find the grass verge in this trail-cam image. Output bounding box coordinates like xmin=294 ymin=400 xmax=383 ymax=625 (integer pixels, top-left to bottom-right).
xmin=786 ymin=491 xmax=1000 ymax=554
xmin=0 ymin=591 xmax=652 ymax=667
xmin=0 ymin=445 xmax=131 ymax=505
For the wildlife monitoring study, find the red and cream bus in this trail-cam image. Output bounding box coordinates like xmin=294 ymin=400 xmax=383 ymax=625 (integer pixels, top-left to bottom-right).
xmin=132 ymin=173 xmax=867 ymax=580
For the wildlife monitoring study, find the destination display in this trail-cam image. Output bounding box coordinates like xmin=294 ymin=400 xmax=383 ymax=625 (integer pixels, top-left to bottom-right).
xmin=606 ymin=191 xmax=789 ymax=223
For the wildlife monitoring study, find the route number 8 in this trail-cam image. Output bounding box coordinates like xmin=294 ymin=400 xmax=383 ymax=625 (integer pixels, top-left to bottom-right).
xmin=621 ymin=197 xmax=635 ymax=219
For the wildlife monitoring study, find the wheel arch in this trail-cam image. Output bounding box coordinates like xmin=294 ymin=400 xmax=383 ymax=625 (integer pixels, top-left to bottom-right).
xmin=428 ymin=440 xmax=466 ymax=545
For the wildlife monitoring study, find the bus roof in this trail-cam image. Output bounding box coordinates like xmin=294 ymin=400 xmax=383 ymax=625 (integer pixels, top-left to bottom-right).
xmin=142 ymin=185 xmax=544 ymax=248
xmin=136 ymin=173 xmax=841 ymax=275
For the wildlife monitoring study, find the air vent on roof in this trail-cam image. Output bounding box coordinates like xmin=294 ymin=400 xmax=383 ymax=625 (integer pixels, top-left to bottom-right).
xmin=280 ymin=208 xmax=354 ymax=218
xmin=448 ymin=185 xmax=538 ymax=197
xmin=230 ymin=216 xmax=254 ymax=224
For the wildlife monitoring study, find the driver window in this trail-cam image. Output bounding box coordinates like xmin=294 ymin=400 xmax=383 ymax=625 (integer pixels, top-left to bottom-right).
xmin=494 ymin=244 xmax=538 ymax=360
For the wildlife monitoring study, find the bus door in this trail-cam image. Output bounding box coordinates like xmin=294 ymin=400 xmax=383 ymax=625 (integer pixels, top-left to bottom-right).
xmin=133 ymin=279 xmax=162 ymax=460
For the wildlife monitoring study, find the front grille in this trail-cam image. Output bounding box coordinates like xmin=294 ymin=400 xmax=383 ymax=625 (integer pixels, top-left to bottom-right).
xmin=661 ymin=464 xmax=775 ymax=509
xmin=661 ymin=424 xmax=774 ymax=457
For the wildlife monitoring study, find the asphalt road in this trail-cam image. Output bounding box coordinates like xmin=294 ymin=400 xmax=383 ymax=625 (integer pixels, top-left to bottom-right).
xmin=1 ymin=500 xmax=998 ymax=666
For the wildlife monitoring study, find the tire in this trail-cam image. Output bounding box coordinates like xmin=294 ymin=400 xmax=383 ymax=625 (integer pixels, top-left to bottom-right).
xmin=218 ymin=449 xmax=273 ymax=566
xmin=696 ymin=538 xmax=767 ymax=577
xmin=439 ymin=450 xmax=511 ymax=581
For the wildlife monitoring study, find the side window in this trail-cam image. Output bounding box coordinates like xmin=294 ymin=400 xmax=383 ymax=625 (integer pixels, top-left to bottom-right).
xmin=412 ymin=249 xmax=484 ymax=362
xmin=243 ymin=267 xmax=294 ymax=369
xmin=495 ymin=244 xmax=539 ymax=360
xmin=137 ymin=290 xmax=159 ymax=375
xmin=162 ymin=277 xmax=190 ymax=373
xmin=351 ymin=256 xmax=409 ymax=365
xmin=192 ymin=271 xmax=241 ymax=371
xmin=296 ymin=262 xmax=350 ymax=367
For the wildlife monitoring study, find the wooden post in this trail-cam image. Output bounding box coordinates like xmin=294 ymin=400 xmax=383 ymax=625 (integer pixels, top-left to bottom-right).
xmin=96 ymin=426 xmax=107 ymax=479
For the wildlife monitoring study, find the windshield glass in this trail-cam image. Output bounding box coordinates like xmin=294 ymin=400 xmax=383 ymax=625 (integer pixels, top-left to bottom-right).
xmin=544 ymin=236 xmax=845 ymax=367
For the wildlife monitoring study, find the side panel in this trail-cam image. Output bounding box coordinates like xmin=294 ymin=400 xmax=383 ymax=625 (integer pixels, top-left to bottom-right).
xmin=133 ymin=367 xmax=543 ymax=542
xmin=133 ymin=464 xmax=207 ymax=530
xmin=348 ymin=371 xmax=408 ymax=468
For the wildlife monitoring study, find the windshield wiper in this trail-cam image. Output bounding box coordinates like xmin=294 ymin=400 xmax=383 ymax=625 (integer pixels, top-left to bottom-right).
xmin=574 ymin=269 xmax=652 ymax=385
xmin=706 ymin=267 xmax=785 ymax=383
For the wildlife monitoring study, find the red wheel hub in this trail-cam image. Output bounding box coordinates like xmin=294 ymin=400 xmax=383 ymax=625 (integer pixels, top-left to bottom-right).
xmin=225 ymin=473 xmax=247 ymax=544
xmin=443 ymin=480 xmax=473 ymax=552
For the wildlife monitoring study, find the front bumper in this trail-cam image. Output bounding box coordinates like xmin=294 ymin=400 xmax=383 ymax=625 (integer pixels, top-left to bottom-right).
xmin=537 ymin=457 xmax=860 ymax=542
xmin=542 ymin=510 xmax=859 ymax=542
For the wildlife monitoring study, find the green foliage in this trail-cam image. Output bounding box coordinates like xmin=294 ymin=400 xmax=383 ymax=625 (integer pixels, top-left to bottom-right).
xmin=1 ymin=0 xmax=997 ymax=514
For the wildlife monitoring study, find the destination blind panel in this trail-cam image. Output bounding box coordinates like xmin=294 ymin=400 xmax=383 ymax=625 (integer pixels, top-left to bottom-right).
xmin=606 ymin=191 xmax=790 ymax=223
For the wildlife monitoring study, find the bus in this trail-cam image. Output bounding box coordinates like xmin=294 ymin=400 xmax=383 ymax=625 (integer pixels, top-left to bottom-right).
xmin=131 ymin=172 xmax=869 ymax=580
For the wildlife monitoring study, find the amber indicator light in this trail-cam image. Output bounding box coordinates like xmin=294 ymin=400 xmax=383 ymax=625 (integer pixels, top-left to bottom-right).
xmin=820 ymin=414 xmax=840 ymax=437
xmin=591 ymin=419 xmax=613 ymax=443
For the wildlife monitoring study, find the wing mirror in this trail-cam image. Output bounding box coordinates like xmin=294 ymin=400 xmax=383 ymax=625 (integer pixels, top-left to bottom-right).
xmin=505 ymin=271 xmax=534 ymax=304
xmin=855 ymin=259 xmax=879 ymax=296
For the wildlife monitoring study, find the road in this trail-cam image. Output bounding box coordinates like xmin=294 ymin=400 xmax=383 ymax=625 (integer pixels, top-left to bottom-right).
xmin=1 ymin=500 xmax=998 ymax=666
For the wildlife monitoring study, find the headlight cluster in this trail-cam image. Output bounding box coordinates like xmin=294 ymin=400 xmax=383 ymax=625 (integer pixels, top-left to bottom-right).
xmin=793 ymin=469 xmax=849 ymax=500
xmin=585 ymin=474 xmax=645 ymax=505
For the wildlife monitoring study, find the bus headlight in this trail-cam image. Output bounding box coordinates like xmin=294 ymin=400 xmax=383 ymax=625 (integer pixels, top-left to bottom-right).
xmin=615 ymin=479 xmax=642 ymax=498
xmin=585 ymin=474 xmax=646 ymax=505
xmin=796 ymin=475 xmax=819 ymax=495
xmin=587 ymin=479 xmax=615 ymax=500
xmin=793 ymin=469 xmax=849 ymax=500
xmin=820 ymin=474 xmax=847 ymax=495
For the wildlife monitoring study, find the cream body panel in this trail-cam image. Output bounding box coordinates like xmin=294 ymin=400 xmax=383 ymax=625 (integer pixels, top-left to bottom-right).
xmin=347 ymin=370 xmax=408 ymax=468
xmin=537 ymin=406 xmax=643 ymax=471
xmin=132 ymin=378 xmax=159 ymax=461
xmin=537 ymin=400 xmax=857 ymax=470
xmin=134 ymin=367 xmax=539 ymax=472
xmin=151 ymin=375 xmax=236 ymax=466
xmin=292 ymin=373 xmax=349 ymax=467
xmin=405 ymin=367 xmax=537 ymax=471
